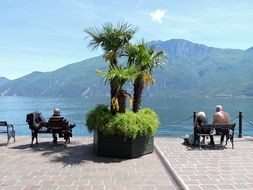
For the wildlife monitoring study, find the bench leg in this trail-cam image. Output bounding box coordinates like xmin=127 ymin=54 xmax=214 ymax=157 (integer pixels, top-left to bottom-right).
xmin=31 ymin=132 xmax=34 ymax=147
xmin=231 ymin=136 xmax=234 ymax=149
xmin=11 ymin=125 xmax=15 ymax=143
xmin=6 ymin=125 xmax=15 ymax=144
xmin=31 ymin=131 xmax=38 ymax=147
xmin=199 ymin=139 xmax=202 ymax=149
xmin=7 ymin=135 xmax=10 ymax=145
xmin=225 ymin=135 xmax=229 ymax=146
xmin=225 ymin=134 xmax=234 ymax=149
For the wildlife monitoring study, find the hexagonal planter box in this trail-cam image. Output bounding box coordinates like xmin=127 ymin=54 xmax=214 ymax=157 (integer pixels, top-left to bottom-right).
xmin=93 ymin=131 xmax=154 ymax=159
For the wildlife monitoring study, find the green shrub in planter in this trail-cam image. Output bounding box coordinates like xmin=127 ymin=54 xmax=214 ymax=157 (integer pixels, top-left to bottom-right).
xmin=86 ymin=104 xmax=159 ymax=139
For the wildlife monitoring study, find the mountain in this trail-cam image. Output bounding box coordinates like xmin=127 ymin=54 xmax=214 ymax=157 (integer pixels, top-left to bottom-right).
xmin=148 ymin=39 xmax=253 ymax=97
xmin=0 ymin=77 xmax=10 ymax=87
xmin=246 ymin=47 xmax=253 ymax=52
xmin=1 ymin=39 xmax=253 ymax=97
xmin=0 ymin=56 xmax=109 ymax=96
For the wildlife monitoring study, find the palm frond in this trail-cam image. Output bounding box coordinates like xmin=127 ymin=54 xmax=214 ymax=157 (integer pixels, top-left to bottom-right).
xmin=96 ymin=66 xmax=138 ymax=86
xmin=84 ymin=27 xmax=103 ymax=51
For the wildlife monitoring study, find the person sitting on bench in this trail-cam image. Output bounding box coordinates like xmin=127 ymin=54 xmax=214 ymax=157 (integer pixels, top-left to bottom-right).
xmin=48 ymin=108 xmax=74 ymax=144
xmin=212 ymin=105 xmax=230 ymax=145
xmin=194 ymin=111 xmax=214 ymax=145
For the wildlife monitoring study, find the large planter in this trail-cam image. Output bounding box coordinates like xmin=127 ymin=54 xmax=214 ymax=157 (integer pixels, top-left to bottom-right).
xmin=93 ymin=131 xmax=154 ymax=158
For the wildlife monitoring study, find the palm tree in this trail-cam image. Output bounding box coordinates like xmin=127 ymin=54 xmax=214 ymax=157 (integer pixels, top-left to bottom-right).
xmin=125 ymin=41 xmax=166 ymax=112
xmin=96 ymin=66 xmax=137 ymax=113
xmin=84 ymin=22 xmax=138 ymax=114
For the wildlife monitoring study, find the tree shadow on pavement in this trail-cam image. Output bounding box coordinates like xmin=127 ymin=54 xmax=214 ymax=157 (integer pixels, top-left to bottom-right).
xmin=11 ymin=141 xmax=125 ymax=166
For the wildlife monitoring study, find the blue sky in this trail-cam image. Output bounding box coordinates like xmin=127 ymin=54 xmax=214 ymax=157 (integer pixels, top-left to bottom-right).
xmin=1 ymin=0 xmax=253 ymax=79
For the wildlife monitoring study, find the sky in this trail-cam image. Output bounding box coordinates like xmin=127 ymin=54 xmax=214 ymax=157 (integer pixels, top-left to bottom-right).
xmin=1 ymin=0 xmax=253 ymax=79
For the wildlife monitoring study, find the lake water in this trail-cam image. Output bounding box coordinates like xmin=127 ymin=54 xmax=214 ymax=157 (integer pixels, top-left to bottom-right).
xmin=1 ymin=96 xmax=253 ymax=137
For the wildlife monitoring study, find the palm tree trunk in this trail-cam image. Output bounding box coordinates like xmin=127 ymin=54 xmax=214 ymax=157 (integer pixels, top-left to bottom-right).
xmin=118 ymin=90 xmax=127 ymax=113
xmin=133 ymin=75 xmax=144 ymax=113
xmin=110 ymin=57 xmax=118 ymax=115
xmin=110 ymin=80 xmax=118 ymax=115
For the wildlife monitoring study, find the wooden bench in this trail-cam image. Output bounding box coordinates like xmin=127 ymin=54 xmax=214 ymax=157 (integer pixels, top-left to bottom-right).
xmin=26 ymin=112 xmax=74 ymax=147
xmin=0 ymin=121 xmax=16 ymax=144
xmin=197 ymin=123 xmax=236 ymax=149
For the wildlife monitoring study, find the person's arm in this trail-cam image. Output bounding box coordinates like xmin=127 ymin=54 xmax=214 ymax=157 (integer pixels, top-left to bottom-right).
xmin=212 ymin=114 xmax=217 ymax=124
xmin=223 ymin=112 xmax=230 ymax=123
xmin=194 ymin=118 xmax=198 ymax=128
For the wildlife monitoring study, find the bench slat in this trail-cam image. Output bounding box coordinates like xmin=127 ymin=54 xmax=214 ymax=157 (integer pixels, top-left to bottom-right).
xmin=200 ymin=123 xmax=236 ymax=129
xmin=0 ymin=121 xmax=8 ymax=126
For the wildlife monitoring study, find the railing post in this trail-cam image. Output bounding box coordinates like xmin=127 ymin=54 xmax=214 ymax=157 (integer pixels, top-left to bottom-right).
xmin=238 ymin=111 xmax=242 ymax=138
xmin=193 ymin=111 xmax=196 ymax=133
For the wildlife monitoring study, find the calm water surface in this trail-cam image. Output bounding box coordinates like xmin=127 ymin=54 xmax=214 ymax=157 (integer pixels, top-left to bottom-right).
xmin=0 ymin=96 xmax=253 ymax=137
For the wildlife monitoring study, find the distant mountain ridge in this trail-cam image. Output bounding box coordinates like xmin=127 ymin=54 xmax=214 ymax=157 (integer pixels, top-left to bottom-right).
xmin=246 ymin=47 xmax=253 ymax=52
xmin=0 ymin=77 xmax=9 ymax=87
xmin=1 ymin=39 xmax=253 ymax=97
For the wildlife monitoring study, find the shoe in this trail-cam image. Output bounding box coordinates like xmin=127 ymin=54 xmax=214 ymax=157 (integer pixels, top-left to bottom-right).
xmin=53 ymin=139 xmax=57 ymax=143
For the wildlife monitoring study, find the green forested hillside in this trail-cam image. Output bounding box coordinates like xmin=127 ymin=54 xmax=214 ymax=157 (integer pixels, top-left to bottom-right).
xmin=1 ymin=39 xmax=253 ymax=97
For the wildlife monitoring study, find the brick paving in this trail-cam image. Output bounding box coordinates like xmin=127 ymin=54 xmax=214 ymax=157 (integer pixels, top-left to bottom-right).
xmin=0 ymin=136 xmax=176 ymax=190
xmin=2 ymin=135 xmax=253 ymax=190
xmin=155 ymin=136 xmax=253 ymax=190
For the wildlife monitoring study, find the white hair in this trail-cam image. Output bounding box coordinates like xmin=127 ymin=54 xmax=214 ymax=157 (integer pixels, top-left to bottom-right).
xmin=54 ymin=108 xmax=61 ymax=116
xmin=216 ymin=105 xmax=223 ymax=110
xmin=197 ymin=111 xmax=206 ymax=118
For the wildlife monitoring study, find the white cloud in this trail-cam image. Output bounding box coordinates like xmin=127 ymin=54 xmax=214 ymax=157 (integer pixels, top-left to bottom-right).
xmin=150 ymin=9 xmax=167 ymax=23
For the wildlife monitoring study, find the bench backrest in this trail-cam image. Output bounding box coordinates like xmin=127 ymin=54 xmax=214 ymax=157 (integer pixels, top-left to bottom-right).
xmin=200 ymin=123 xmax=236 ymax=130
xmin=0 ymin=121 xmax=7 ymax=126
xmin=48 ymin=116 xmax=69 ymax=131
xmin=199 ymin=123 xmax=236 ymax=135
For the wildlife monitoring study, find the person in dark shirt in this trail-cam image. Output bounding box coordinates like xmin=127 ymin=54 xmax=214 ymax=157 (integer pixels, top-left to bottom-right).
xmin=194 ymin=111 xmax=214 ymax=145
xmin=48 ymin=108 xmax=73 ymax=144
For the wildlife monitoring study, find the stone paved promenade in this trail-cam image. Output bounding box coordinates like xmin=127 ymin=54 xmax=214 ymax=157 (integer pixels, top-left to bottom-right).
xmin=1 ymin=136 xmax=253 ymax=190
xmin=155 ymin=136 xmax=253 ymax=190
xmin=0 ymin=136 xmax=176 ymax=190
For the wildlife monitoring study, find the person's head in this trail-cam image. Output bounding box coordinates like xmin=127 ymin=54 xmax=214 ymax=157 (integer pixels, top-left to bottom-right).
xmin=216 ymin=105 xmax=223 ymax=112
xmin=53 ymin=108 xmax=61 ymax=116
xmin=197 ymin=111 xmax=206 ymax=118
xmin=195 ymin=111 xmax=207 ymax=126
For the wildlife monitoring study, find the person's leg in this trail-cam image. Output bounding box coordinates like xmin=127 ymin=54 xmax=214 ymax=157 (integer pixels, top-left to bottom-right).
xmin=194 ymin=127 xmax=200 ymax=145
xmin=201 ymin=135 xmax=205 ymax=143
xmin=52 ymin=132 xmax=57 ymax=143
xmin=209 ymin=135 xmax=215 ymax=145
xmin=220 ymin=135 xmax=225 ymax=144
xmin=64 ymin=132 xmax=70 ymax=143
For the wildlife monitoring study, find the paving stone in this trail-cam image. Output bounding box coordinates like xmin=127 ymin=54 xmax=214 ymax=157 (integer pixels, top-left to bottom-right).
xmin=78 ymin=186 xmax=91 ymax=190
xmin=22 ymin=185 xmax=42 ymax=190
xmin=187 ymin=185 xmax=202 ymax=190
xmin=156 ymin=185 xmax=177 ymax=190
xmin=104 ymin=185 xmax=125 ymax=190
xmin=233 ymin=184 xmax=252 ymax=189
